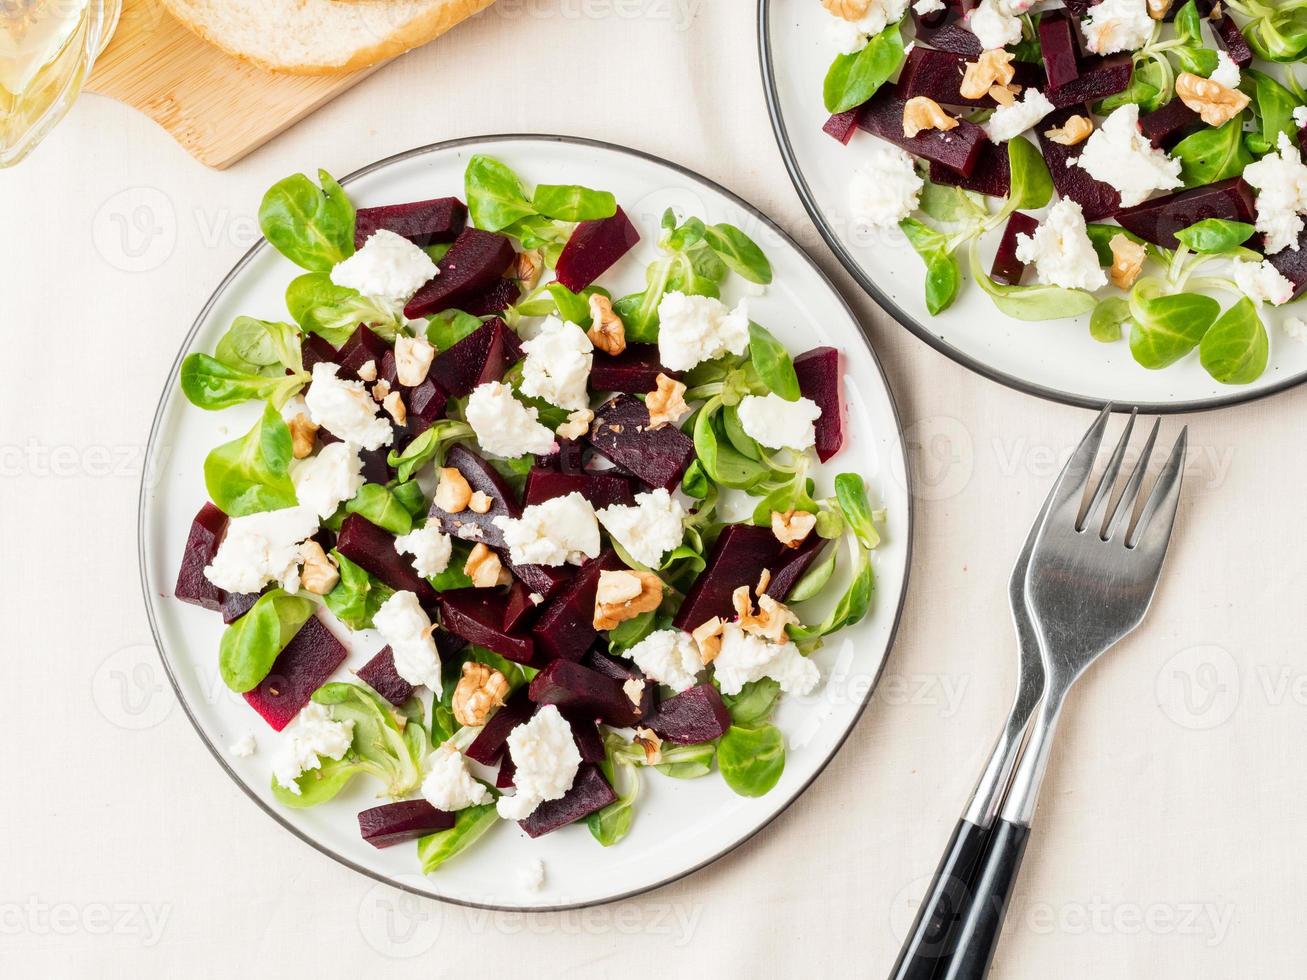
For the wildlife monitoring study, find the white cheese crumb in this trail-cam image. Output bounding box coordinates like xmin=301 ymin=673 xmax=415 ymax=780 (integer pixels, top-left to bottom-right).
xmin=656 ymin=292 xmax=750 ymax=372
xmin=520 ymin=859 xmax=546 ymax=892
xmin=712 ymin=624 xmax=819 ymax=697
xmin=968 ymin=0 xmax=1023 ymax=51
xmin=1074 ymin=104 xmax=1183 ymax=207
xmin=229 ymin=734 xmax=257 ymax=758
xmin=1082 ymin=0 xmax=1154 ymax=55
xmin=329 ymin=229 xmax=437 ymax=311
xmin=373 ymin=590 xmax=441 ymax=690
xmin=496 ymin=706 xmax=582 ymax=821
xmin=1014 ymin=200 xmax=1109 ymax=291
xmin=1211 ymin=50 xmax=1242 ymax=89
xmin=595 ymin=489 xmax=687 ymax=568
xmin=1295 ymin=106 xmax=1307 ymax=131
xmin=1242 ymin=133 xmax=1307 ymax=255
xmin=464 ymin=381 xmax=556 ymax=458
xmin=621 ymin=629 xmax=703 ymax=693
xmin=736 ymin=393 xmax=822 ymax=452
xmin=202 ymin=505 xmax=319 ymax=595
xmin=421 ymin=744 xmax=492 ymax=812
xmin=848 ymin=142 xmax=924 ymax=230
xmin=394 ymin=523 xmax=453 ymax=578
xmin=984 ymin=91 xmax=1055 ymax=144
xmin=272 ymin=702 xmax=354 ymax=794
xmin=1232 ymin=259 xmax=1295 ymax=307
xmin=913 ymin=0 xmax=945 ymax=12
xmin=519 ymin=315 xmax=594 ymax=412
xmin=304 ymin=362 xmax=394 ymax=451
xmin=290 ymin=441 xmax=365 ymax=520
xmin=493 ymin=492 xmax=601 ymax=567
xmin=1284 ymin=316 xmax=1307 ymax=342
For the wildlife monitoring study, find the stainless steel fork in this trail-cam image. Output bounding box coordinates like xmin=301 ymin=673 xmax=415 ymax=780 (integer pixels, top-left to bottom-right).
xmin=937 ymin=408 xmax=1188 ymax=980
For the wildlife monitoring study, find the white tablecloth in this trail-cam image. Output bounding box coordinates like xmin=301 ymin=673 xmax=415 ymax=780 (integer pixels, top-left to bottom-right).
xmin=2 ymin=3 xmax=1300 ymax=975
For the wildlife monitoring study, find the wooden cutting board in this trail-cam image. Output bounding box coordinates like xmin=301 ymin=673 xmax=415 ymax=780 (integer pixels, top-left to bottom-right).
xmin=86 ymin=0 xmax=383 ymax=169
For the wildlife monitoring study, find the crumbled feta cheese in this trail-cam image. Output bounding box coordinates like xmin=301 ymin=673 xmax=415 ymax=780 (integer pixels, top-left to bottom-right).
xmin=1284 ymin=316 xmax=1307 ymax=342
xmin=595 ymin=489 xmax=687 ymax=568
xmin=913 ymin=0 xmax=945 ymax=13
xmin=493 ymin=492 xmax=601 ymax=567
xmin=329 ymin=229 xmax=437 ymax=311
xmin=394 ymin=523 xmax=453 ymax=578
xmin=736 ymin=393 xmax=822 ymax=452
xmin=968 ymin=0 xmax=1023 ymax=51
xmin=304 ymin=362 xmax=394 ymax=451
xmin=712 ymin=624 xmax=819 ymax=697
xmin=1014 ymin=200 xmax=1109 ymax=291
xmin=496 ymin=705 xmax=582 ymax=820
xmin=1211 ymin=50 xmax=1241 ymax=89
xmin=464 ymin=382 xmax=556 ymax=458
xmin=520 ymin=859 xmax=546 ymax=892
xmin=1232 ymin=259 xmax=1295 ymax=306
xmin=421 ymin=744 xmax=492 ymax=811
xmin=203 ymin=505 xmax=319 ymax=595
xmin=1074 ymin=104 xmax=1182 ymax=207
xmin=656 ymin=292 xmax=750 ymax=372
xmin=621 ymin=629 xmax=703 ymax=693
xmin=848 ymin=142 xmax=924 ymax=230
xmin=229 ymin=734 xmax=257 ymax=758
xmin=290 ymin=441 xmax=365 ymax=519
xmin=373 ymin=590 xmax=441 ymax=690
xmin=518 ymin=315 xmax=594 ymax=412
xmin=827 ymin=0 xmax=910 ymax=54
xmin=1295 ymin=106 xmax=1307 ymax=131
xmin=1081 ymin=0 xmax=1154 ymax=55
xmin=1242 ymin=133 xmax=1307 ymax=255
xmin=280 ymin=393 xmax=309 ymax=423
xmin=984 ymin=90 xmax=1055 ymax=144
xmin=272 ymin=702 xmax=355 ymax=794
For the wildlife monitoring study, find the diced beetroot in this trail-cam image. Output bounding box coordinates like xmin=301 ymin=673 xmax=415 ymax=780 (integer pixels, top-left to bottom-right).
xmin=461 ymin=278 xmax=520 ymax=317
xmin=427 ymin=317 xmax=522 ymax=398
xmin=856 ymin=90 xmax=987 ymax=177
xmin=793 ymin=347 xmax=844 ymax=463
xmin=503 ymin=580 xmax=538 ymax=633
xmin=563 ymin=710 xmax=607 ymax=763
xmin=647 ymin=684 xmax=731 ymax=745
xmin=301 ymin=333 xmax=339 ymax=372
xmin=823 ymin=108 xmax=861 ymax=144
xmin=358 ymin=800 xmax=455 ymax=848
xmin=582 ymin=647 xmax=655 ymax=719
xmin=243 ymin=616 xmax=348 ymax=731
xmin=502 ymin=557 xmax=571 ymax=601
xmin=586 ymin=394 xmax=695 ymax=492
xmin=438 ymin=589 xmax=536 ymax=664
xmin=428 ymin=444 xmax=521 ymax=549
xmin=767 ymin=532 xmax=827 ymax=600
xmin=404 ymin=228 xmax=517 ymax=319
xmin=405 ymin=378 xmax=449 ymax=438
xmin=221 ymin=589 xmax=261 ymax=624
xmin=336 ymin=514 xmax=437 ymax=604
xmin=335 ymin=325 xmax=390 ymax=382
xmin=518 ymin=764 xmax=616 ymax=838
xmin=1115 ymin=178 xmax=1257 ymax=250
xmin=1060 ymin=0 xmax=1101 ymax=14
xmin=1038 ymin=10 xmax=1081 ymax=90
xmin=1139 ymin=98 xmax=1202 ymax=150
xmin=1214 ymin=14 xmax=1253 ymax=67
xmin=896 ymin=46 xmax=1042 ymax=108
xmin=1038 ymin=107 xmax=1121 ymax=220
xmin=466 ymin=688 xmax=534 ymax=765
xmin=914 ymin=18 xmax=982 ymax=58
xmin=588 ymin=343 xmax=674 ymax=393
xmin=496 ymin=754 xmax=516 ymax=788
xmin=317 ymin=427 xmax=399 ymax=483
xmin=1047 ymin=53 xmax=1133 ymax=109
xmin=529 ymin=659 xmax=642 ymax=727
xmin=991 ymin=212 xmax=1040 ymax=286
xmin=555 ymin=207 xmax=641 ymax=292
xmin=533 ymin=551 xmax=625 ymax=662
xmin=929 ymin=141 xmax=1011 ymax=198
xmin=672 ymin=524 xmax=784 ymax=631
xmin=354 ymin=198 xmax=467 ymax=250
xmin=174 ymin=502 xmax=227 ymax=611
xmin=524 ymin=468 xmax=635 ymax=509
xmin=537 ymin=438 xmax=587 ymax=474
xmin=355 ymin=646 xmax=415 ymax=706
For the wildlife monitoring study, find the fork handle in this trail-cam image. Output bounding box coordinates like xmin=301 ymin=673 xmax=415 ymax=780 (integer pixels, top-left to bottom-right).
xmin=933 ymin=819 xmax=1031 ymax=980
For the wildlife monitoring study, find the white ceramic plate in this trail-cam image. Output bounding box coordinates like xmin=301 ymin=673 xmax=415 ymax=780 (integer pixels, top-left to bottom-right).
xmin=138 ymin=136 xmax=913 ymax=910
xmin=759 ymin=0 xmax=1307 ymax=412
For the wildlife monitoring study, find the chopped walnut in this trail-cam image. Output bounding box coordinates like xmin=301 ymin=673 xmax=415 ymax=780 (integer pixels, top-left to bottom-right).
xmin=556 ymin=408 xmax=594 ymax=440
xmin=1043 ymin=114 xmax=1093 ymax=146
xmin=692 ymin=616 xmax=724 ymax=665
xmin=988 ymin=84 xmax=1018 ymax=107
xmin=1175 ymin=71 xmax=1250 ymax=127
xmin=1147 ymin=0 xmax=1173 ymax=18
xmin=452 ymin=661 xmax=510 ymax=727
xmin=633 ymin=726 xmax=663 ymax=765
xmin=821 ymin=0 xmax=870 ymax=19
xmin=902 ymin=97 xmax=959 ymax=138
xmin=464 ymin=543 xmax=506 ymax=588
xmin=593 ymin=570 xmax=663 ymax=630
xmin=382 ymin=390 xmax=407 ymax=425
xmin=370 ymin=379 xmax=391 ymax=403
xmin=357 ymin=359 xmax=378 ymax=383
xmin=394 ymin=334 xmax=436 ymax=387
xmin=587 ymin=293 xmax=626 ymax=355
xmin=959 ymin=49 xmax=1017 ymax=100
xmin=622 ymin=678 xmax=646 ymax=708
xmin=734 ymin=587 xmax=800 ymax=643
xmin=468 ymin=491 xmax=493 ymax=514
xmin=435 ymin=467 xmax=473 ymax=513
xmin=299 ymin=540 xmax=339 ymax=595
xmin=646 ymin=373 xmax=690 ymax=429
xmin=515 ymin=249 xmax=544 ymax=290
xmin=772 ymin=509 xmax=818 ymax=548
xmin=287 ymin=412 xmax=318 ymax=460
xmin=1209 ymin=1 xmax=1222 ymax=19
xmin=1109 ymin=234 xmax=1147 ymax=290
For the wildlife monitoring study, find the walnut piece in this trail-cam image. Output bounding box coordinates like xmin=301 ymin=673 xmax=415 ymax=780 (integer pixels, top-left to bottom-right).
xmin=452 ymin=661 xmax=510 ymax=727
xmin=515 ymin=249 xmax=543 ymax=290
xmin=772 ymin=509 xmax=818 ymax=548
xmin=394 ymin=334 xmax=435 ymax=387
xmin=1175 ymin=71 xmax=1250 ymax=127
xmin=633 ymin=726 xmax=663 ymax=765
xmin=622 ymin=678 xmax=646 ymax=707
xmin=988 ymin=84 xmax=1019 ymax=107
xmin=357 ymin=359 xmax=378 ymax=383
xmin=299 ymin=540 xmax=339 ymax=595
xmin=593 ymin=570 xmax=663 ymax=629
xmin=464 ymin=543 xmax=507 ymax=588
xmin=370 ymin=379 xmax=391 ymax=403
xmin=821 ymin=0 xmax=870 ymax=19
xmin=733 ymin=584 xmax=799 ymax=643
xmin=587 ymin=293 xmax=627 ymax=355
xmin=435 ymin=467 xmax=473 ymax=513
xmin=1109 ymin=234 xmax=1147 ymax=290
xmin=960 ymin=49 xmax=1017 ymax=100
xmin=1043 ymin=114 xmax=1093 ymax=146
xmin=556 ymin=408 xmax=594 ymax=440
xmin=1147 ymin=0 xmax=1173 ymax=18
xmin=287 ymin=412 xmax=318 ymax=460
xmin=468 ymin=491 xmax=493 ymax=514
xmin=902 ymin=97 xmax=959 ymax=139
xmin=691 ymin=616 xmax=724 ymax=665
xmin=646 ymin=373 xmax=690 ymax=429
xmin=382 ymin=390 xmax=407 ymax=425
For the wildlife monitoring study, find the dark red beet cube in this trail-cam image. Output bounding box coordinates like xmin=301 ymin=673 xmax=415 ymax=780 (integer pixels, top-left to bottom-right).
xmin=427 ymin=317 xmax=522 ymax=399
xmin=438 ymin=589 xmax=536 ymax=664
xmin=1115 ymin=178 xmax=1257 ymax=250
xmin=929 ymin=141 xmax=1011 ymax=198
xmin=518 ymin=764 xmax=616 ymax=838
xmin=991 ymin=212 xmax=1040 ymax=286
xmin=672 ymin=524 xmax=784 ymax=632
xmin=1060 ymin=0 xmax=1101 ymax=14
xmin=221 ymin=589 xmax=261 ymax=624
xmin=1047 ymin=53 xmax=1133 ymax=109
xmin=793 ymin=347 xmax=844 ymax=463
xmin=524 ymin=468 xmax=635 ymax=509
xmin=496 ymin=754 xmax=516 ymax=788
xmin=563 ymin=710 xmax=607 ymax=763
xmin=1268 ymin=227 xmax=1307 ymax=299
xmin=555 ymin=207 xmax=641 ymax=292
xmin=856 ymin=90 xmax=987 ymax=176
xmin=428 ymin=444 xmax=521 ymax=549
xmin=767 ymin=533 xmax=827 ymax=600
xmin=501 ymin=557 xmax=571 ymax=601
xmin=896 ymin=46 xmax=1042 ymax=109
xmin=336 ymin=514 xmax=437 ymax=604
xmin=1139 ymin=98 xmax=1202 ymax=150
xmin=244 ymin=616 xmax=348 ymax=731
xmin=1038 ymin=107 xmax=1121 ymax=220
xmin=354 ymin=198 xmax=467 ymax=250
xmin=914 ymin=18 xmax=982 ymax=58
xmin=404 ymin=378 xmax=449 ymax=438
xmin=461 ymin=278 xmax=520 ymax=317
xmin=586 ymin=394 xmax=695 ymax=492
xmin=582 ymin=647 xmax=655 ymax=719
xmin=537 ymin=438 xmax=587 ymax=474
xmin=404 ymin=228 xmax=516 ymax=319
xmin=647 ymin=684 xmax=731 ymax=745
xmin=355 ymin=646 xmax=415 ymax=706
xmin=533 ymin=551 xmax=625 ymax=662
xmin=1038 ymin=10 xmax=1081 ymax=90
xmin=823 ymin=108 xmax=861 ymax=144
xmin=1214 ymin=14 xmax=1253 ymax=67
xmin=503 ymin=580 xmax=538 ymax=633
xmin=358 ymin=800 xmax=455 ymax=848
xmin=335 ymin=325 xmax=390 ymax=382
xmin=588 ymin=344 xmax=674 ymax=393
xmin=175 ymin=502 xmax=227 ymax=611
xmin=466 ymin=688 xmax=534 ymax=765
xmin=301 ymin=333 xmax=339 ymax=372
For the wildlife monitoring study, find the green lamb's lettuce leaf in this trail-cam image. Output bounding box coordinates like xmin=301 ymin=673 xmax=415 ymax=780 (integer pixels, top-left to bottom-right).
xmin=219 ymin=590 xmax=316 ymax=693
xmin=323 ymin=551 xmax=393 ymax=631
xmin=180 ymin=354 xmax=308 ymax=411
xmin=1128 ymin=279 xmax=1221 ymax=369
xmin=1199 ymin=297 xmax=1269 ymax=384
xmin=1090 ymin=296 xmax=1133 ymax=344
xmin=259 ymin=170 xmax=355 ymax=271
xmin=587 ymin=735 xmax=641 ymax=846
xmin=1171 ymin=116 xmax=1252 ymax=188
xmin=746 ymin=322 xmax=801 ymax=401
xmin=284 ymin=272 xmax=401 ymax=347
xmin=717 ymin=724 xmax=785 ymax=797
xmin=822 ymin=22 xmax=905 ymax=114
xmin=344 ymin=484 xmax=413 ymax=536
xmin=969 ymin=245 xmax=1098 ymax=321
xmin=1174 ymin=218 xmax=1257 ymax=254
xmin=704 ymin=224 xmax=773 ymax=285
xmin=531 ymin=184 xmax=617 ymax=222
xmin=418 ymin=803 xmax=500 ymax=871
xmin=899 ymin=217 xmax=961 ymax=316
xmin=1244 ymin=69 xmax=1300 ymax=157
xmin=214 ymin=316 xmax=304 ymax=378
xmin=203 ymin=403 xmax=298 ymax=516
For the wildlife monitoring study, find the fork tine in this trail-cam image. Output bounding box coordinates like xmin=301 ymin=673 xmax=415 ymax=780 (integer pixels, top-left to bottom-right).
xmin=1127 ymin=427 xmax=1188 ymax=552
xmin=1079 ymin=408 xmax=1136 ymax=532
xmin=1102 ymin=417 xmax=1160 ymax=541
xmin=1043 ymin=405 xmax=1112 ymax=525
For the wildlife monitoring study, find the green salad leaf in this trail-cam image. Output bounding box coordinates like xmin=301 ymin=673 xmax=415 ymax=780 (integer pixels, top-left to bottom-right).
xmin=1128 ymin=279 xmax=1221 ymax=369
xmin=219 ymin=590 xmax=316 ymax=693
xmin=203 ymin=403 xmax=298 ymax=516
xmin=531 ymin=184 xmax=617 ymax=222
xmin=323 ymin=551 xmax=393 ymax=631
xmin=970 ymin=245 xmax=1098 ymax=321
xmin=747 ymin=322 xmax=801 ymax=400
xmin=180 ymin=353 xmax=308 ymax=411
xmin=704 ymin=223 xmax=773 ymax=285
xmin=1174 ymin=218 xmax=1257 ymax=254
xmin=1172 ymin=116 xmax=1252 ymax=188
xmin=588 ymin=735 xmax=641 ymax=846
xmin=345 ymin=483 xmax=413 ymax=536
xmin=259 ymin=170 xmax=355 ymax=271
xmin=823 ymin=22 xmax=905 ymax=114
xmin=899 ymin=217 xmax=961 ymax=315
xmin=717 ymin=724 xmax=785 ymax=797
xmin=418 ymin=803 xmax=501 ymax=871
xmin=285 ymin=272 xmax=400 ymax=346
xmin=1199 ymin=297 xmax=1269 ymax=384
